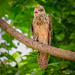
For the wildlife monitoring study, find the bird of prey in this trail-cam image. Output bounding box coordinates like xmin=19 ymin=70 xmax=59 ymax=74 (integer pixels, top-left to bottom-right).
xmin=32 ymin=5 xmax=52 ymax=68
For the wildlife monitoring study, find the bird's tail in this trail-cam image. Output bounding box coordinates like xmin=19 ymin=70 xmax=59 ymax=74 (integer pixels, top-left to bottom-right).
xmin=38 ymin=52 xmax=48 ymax=68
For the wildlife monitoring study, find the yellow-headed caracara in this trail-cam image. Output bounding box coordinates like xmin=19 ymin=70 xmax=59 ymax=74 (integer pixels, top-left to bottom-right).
xmin=32 ymin=5 xmax=52 ymax=68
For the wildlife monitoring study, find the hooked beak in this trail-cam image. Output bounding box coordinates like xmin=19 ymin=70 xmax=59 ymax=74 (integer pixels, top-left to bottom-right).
xmin=35 ymin=11 xmax=38 ymax=13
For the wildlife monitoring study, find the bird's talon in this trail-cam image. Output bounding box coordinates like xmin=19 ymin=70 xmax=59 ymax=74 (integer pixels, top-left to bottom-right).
xmin=42 ymin=43 xmax=45 ymax=46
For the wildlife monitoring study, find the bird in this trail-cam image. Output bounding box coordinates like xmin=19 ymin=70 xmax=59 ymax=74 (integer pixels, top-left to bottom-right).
xmin=32 ymin=5 xmax=52 ymax=68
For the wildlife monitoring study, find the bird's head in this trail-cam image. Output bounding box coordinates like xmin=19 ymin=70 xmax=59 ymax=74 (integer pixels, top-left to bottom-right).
xmin=34 ymin=5 xmax=45 ymax=17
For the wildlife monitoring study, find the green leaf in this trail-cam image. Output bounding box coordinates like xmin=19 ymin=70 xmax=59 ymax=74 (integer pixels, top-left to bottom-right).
xmin=31 ymin=69 xmax=45 ymax=75
xmin=0 ymin=52 xmax=16 ymax=62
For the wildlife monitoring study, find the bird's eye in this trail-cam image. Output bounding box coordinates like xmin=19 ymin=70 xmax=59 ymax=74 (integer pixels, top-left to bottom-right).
xmin=38 ymin=9 xmax=43 ymax=12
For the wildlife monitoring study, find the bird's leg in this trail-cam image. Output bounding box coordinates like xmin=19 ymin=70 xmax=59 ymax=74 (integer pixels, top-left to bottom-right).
xmin=33 ymin=35 xmax=38 ymax=41
xmin=33 ymin=37 xmax=37 ymax=40
xmin=43 ymin=36 xmax=46 ymax=45
xmin=33 ymin=33 xmax=38 ymax=41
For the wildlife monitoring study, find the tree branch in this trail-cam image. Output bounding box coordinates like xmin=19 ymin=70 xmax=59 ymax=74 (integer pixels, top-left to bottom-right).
xmin=0 ymin=18 xmax=75 ymax=61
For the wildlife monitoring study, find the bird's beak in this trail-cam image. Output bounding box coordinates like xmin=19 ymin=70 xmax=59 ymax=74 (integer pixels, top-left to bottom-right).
xmin=35 ymin=11 xmax=38 ymax=13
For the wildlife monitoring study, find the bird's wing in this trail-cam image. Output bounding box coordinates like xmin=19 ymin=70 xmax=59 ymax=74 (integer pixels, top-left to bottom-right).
xmin=32 ymin=24 xmax=35 ymax=39
xmin=48 ymin=14 xmax=53 ymax=45
xmin=32 ymin=24 xmax=34 ymax=36
xmin=32 ymin=23 xmax=38 ymax=41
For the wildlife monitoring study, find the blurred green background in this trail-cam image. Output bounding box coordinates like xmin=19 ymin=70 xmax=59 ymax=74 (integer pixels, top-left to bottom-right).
xmin=0 ymin=0 xmax=75 ymax=75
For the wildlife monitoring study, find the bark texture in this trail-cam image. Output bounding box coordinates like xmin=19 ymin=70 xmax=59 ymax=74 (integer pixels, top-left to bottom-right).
xmin=0 ymin=18 xmax=75 ymax=61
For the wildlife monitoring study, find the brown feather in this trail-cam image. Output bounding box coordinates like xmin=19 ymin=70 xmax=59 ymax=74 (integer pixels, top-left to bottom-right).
xmin=48 ymin=15 xmax=53 ymax=45
xmin=38 ymin=52 xmax=48 ymax=68
xmin=32 ymin=6 xmax=52 ymax=68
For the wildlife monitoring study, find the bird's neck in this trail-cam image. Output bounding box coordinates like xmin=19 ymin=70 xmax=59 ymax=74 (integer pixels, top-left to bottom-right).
xmin=34 ymin=14 xmax=46 ymax=19
xmin=33 ymin=14 xmax=47 ymax=25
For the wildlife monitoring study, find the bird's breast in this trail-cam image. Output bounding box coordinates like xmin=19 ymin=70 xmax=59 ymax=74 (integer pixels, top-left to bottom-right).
xmin=37 ymin=24 xmax=49 ymax=44
xmin=33 ymin=15 xmax=49 ymax=25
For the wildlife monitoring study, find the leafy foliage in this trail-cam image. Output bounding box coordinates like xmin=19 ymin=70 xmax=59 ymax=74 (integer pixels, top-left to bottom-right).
xmin=0 ymin=0 xmax=75 ymax=75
